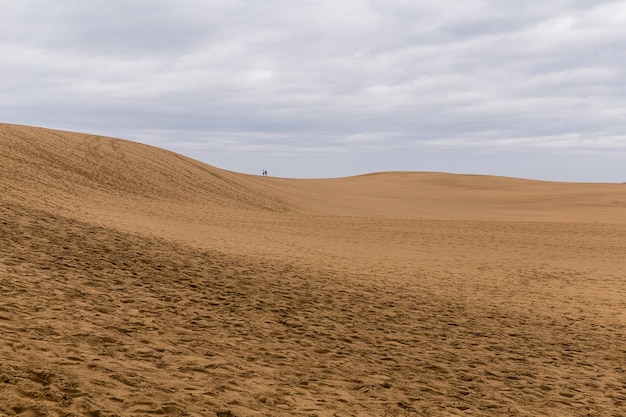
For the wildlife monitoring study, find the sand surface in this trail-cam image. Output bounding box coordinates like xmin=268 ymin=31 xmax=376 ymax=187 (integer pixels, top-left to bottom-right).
xmin=1 ymin=123 xmax=625 ymax=417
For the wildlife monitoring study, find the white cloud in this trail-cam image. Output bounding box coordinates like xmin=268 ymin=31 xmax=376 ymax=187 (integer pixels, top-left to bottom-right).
xmin=1 ymin=0 xmax=625 ymax=180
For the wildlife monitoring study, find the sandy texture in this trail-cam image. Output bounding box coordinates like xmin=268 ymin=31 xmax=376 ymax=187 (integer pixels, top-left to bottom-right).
xmin=1 ymin=123 xmax=626 ymax=417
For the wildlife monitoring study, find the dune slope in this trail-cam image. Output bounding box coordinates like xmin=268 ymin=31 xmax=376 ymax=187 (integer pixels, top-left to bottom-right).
xmin=1 ymin=123 xmax=626 ymax=417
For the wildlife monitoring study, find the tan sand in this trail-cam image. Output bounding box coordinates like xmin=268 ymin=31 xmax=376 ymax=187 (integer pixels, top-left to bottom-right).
xmin=1 ymin=122 xmax=625 ymax=417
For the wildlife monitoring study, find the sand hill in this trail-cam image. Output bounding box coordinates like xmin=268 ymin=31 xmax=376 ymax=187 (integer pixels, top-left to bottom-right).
xmin=1 ymin=123 xmax=625 ymax=417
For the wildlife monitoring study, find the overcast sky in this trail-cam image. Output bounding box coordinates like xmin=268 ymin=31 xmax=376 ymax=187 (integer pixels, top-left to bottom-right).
xmin=2 ymin=1 xmax=625 ymax=181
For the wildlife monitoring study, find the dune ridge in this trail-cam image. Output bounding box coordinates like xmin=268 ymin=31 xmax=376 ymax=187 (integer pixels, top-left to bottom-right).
xmin=1 ymin=123 xmax=626 ymax=417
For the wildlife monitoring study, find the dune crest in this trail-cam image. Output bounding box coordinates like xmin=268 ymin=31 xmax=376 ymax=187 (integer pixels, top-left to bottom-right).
xmin=1 ymin=124 xmax=626 ymax=416
xmin=0 ymin=123 xmax=291 ymax=213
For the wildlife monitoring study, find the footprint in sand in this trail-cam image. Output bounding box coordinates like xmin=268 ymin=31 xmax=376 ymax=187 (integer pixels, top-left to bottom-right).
xmin=13 ymin=407 xmax=44 ymax=417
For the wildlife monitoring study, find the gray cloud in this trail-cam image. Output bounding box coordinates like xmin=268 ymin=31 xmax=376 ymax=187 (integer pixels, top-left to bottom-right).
xmin=1 ymin=0 xmax=625 ymax=180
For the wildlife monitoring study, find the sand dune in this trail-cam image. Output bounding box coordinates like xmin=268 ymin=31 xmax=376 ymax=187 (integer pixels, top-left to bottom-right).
xmin=1 ymin=123 xmax=626 ymax=417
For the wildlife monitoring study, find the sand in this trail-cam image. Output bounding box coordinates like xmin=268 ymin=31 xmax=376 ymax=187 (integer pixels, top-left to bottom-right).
xmin=1 ymin=122 xmax=625 ymax=417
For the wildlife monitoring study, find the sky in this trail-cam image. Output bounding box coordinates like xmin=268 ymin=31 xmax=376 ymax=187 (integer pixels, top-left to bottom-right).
xmin=1 ymin=0 xmax=625 ymax=182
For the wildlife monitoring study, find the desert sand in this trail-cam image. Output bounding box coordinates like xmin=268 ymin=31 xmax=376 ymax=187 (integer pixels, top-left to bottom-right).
xmin=1 ymin=122 xmax=625 ymax=417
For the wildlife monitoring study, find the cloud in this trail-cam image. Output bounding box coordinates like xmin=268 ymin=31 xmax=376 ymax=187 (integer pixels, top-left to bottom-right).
xmin=1 ymin=0 xmax=625 ymax=180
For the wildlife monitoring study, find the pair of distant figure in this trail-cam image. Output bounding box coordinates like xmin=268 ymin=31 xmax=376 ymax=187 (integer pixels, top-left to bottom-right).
xmin=262 ymin=170 xmax=268 ymax=176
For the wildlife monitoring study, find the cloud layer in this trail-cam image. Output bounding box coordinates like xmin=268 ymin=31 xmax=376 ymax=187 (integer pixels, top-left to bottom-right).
xmin=2 ymin=0 xmax=625 ymax=180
